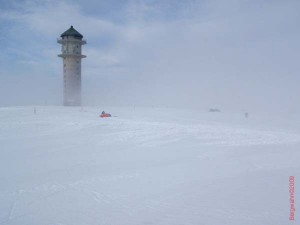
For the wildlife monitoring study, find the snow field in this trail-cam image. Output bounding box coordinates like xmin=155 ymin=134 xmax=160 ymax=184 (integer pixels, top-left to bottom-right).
xmin=0 ymin=106 xmax=299 ymax=225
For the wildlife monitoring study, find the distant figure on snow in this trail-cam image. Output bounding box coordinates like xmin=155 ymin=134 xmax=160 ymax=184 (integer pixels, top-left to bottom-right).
xmin=100 ymin=110 xmax=111 ymax=118
xmin=245 ymin=112 xmax=249 ymax=118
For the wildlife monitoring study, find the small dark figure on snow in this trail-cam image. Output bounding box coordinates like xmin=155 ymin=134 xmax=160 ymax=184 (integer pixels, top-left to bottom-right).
xmin=100 ymin=110 xmax=111 ymax=118
xmin=245 ymin=112 xmax=248 ymax=118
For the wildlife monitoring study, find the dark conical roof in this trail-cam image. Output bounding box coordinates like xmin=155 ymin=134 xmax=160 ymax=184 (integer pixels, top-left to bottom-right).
xmin=60 ymin=26 xmax=83 ymax=39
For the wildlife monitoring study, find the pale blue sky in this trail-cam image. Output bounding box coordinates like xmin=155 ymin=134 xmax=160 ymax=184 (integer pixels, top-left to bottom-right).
xmin=0 ymin=0 xmax=300 ymax=114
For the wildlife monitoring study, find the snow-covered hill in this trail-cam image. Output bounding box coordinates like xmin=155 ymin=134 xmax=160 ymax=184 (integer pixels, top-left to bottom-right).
xmin=0 ymin=106 xmax=299 ymax=225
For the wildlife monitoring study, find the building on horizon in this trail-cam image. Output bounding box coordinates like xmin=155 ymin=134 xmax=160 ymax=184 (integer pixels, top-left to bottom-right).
xmin=57 ymin=26 xmax=86 ymax=106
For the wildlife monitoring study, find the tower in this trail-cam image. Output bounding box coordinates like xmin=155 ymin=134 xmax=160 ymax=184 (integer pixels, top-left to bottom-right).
xmin=57 ymin=26 xmax=86 ymax=106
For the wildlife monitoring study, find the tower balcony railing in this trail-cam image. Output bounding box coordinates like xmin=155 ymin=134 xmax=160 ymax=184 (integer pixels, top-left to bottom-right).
xmin=57 ymin=38 xmax=87 ymax=44
xmin=58 ymin=53 xmax=86 ymax=58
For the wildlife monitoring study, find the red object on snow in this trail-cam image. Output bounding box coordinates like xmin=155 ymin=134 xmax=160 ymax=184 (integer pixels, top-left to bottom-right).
xmin=100 ymin=113 xmax=111 ymax=118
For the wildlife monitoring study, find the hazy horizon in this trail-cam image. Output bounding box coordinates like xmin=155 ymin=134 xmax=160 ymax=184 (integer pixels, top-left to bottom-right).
xmin=1 ymin=0 xmax=300 ymax=114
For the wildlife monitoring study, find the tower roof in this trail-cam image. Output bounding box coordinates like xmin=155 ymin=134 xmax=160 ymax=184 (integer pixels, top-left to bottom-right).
xmin=60 ymin=26 xmax=83 ymax=39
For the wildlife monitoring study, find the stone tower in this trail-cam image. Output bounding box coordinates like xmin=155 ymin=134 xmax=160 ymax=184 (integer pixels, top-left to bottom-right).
xmin=57 ymin=26 xmax=86 ymax=106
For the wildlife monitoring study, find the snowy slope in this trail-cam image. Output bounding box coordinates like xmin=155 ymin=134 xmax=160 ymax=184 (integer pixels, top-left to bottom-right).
xmin=0 ymin=106 xmax=299 ymax=225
